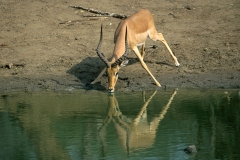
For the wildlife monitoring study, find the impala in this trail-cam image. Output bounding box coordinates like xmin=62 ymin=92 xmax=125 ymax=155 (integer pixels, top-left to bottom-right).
xmin=92 ymin=9 xmax=180 ymax=92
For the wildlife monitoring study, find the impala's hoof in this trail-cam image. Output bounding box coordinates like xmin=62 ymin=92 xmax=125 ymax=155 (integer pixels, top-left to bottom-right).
xmin=175 ymin=62 xmax=180 ymax=67
xmin=156 ymin=83 xmax=161 ymax=87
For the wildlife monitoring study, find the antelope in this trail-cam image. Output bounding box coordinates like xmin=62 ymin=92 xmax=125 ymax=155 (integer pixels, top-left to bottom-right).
xmin=92 ymin=9 xmax=180 ymax=92
xmin=98 ymin=89 xmax=178 ymax=153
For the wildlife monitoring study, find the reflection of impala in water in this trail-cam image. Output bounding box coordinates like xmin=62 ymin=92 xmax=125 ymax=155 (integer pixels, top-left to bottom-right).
xmin=98 ymin=89 xmax=178 ymax=153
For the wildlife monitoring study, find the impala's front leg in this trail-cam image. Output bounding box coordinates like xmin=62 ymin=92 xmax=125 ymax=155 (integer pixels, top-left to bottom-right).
xmin=157 ymin=33 xmax=180 ymax=67
xmin=132 ymin=46 xmax=161 ymax=87
xmin=91 ymin=67 xmax=107 ymax=84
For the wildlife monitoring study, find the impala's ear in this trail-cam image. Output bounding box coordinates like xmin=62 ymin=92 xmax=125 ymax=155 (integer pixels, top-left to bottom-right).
xmin=120 ymin=59 xmax=129 ymax=67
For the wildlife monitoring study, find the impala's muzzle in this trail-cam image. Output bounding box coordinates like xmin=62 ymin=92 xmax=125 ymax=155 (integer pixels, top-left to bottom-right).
xmin=108 ymin=88 xmax=114 ymax=93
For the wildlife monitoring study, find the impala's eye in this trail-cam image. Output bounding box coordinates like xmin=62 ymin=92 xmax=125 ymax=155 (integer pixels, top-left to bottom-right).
xmin=115 ymin=72 xmax=118 ymax=76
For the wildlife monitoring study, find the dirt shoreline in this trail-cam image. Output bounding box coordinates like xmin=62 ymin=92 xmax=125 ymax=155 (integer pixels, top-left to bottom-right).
xmin=1 ymin=69 xmax=239 ymax=94
xmin=1 ymin=0 xmax=239 ymax=93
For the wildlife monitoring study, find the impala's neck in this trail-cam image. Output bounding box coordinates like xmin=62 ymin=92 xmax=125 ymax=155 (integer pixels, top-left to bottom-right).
xmin=110 ymin=23 xmax=128 ymax=64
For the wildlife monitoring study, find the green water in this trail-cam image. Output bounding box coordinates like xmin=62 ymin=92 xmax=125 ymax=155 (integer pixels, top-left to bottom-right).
xmin=0 ymin=89 xmax=240 ymax=160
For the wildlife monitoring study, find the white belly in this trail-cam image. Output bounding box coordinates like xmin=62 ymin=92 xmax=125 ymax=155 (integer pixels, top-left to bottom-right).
xmin=137 ymin=42 xmax=145 ymax=46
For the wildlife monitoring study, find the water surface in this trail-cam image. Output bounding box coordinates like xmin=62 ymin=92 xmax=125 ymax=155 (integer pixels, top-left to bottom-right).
xmin=0 ymin=89 xmax=240 ymax=159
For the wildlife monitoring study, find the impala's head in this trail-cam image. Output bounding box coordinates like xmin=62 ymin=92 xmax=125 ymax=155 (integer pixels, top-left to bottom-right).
xmin=96 ymin=25 xmax=128 ymax=93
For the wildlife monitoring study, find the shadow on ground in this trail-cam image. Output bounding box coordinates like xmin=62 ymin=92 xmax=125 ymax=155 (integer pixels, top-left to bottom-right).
xmin=67 ymin=57 xmax=107 ymax=91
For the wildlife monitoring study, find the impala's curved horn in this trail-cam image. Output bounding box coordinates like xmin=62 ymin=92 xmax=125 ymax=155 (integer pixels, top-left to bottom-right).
xmin=111 ymin=26 xmax=129 ymax=68
xmin=97 ymin=25 xmax=111 ymax=68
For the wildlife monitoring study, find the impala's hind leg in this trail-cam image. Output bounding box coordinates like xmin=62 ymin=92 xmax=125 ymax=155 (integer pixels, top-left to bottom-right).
xmin=157 ymin=33 xmax=180 ymax=66
xmin=141 ymin=43 xmax=145 ymax=58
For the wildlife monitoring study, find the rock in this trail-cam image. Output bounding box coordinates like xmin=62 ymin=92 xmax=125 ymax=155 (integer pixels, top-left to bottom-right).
xmin=184 ymin=145 xmax=197 ymax=154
